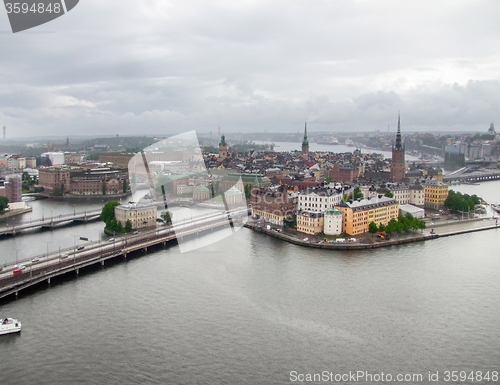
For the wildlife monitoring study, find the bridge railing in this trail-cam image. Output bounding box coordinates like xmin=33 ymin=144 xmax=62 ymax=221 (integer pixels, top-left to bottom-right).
xmin=0 ymin=210 xmax=102 ymax=229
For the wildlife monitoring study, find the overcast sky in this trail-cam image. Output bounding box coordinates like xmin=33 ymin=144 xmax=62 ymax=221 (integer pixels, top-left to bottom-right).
xmin=1 ymin=0 xmax=500 ymax=138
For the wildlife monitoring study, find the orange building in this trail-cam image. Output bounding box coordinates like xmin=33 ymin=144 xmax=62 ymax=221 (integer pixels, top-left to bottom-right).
xmin=335 ymin=196 xmax=399 ymax=236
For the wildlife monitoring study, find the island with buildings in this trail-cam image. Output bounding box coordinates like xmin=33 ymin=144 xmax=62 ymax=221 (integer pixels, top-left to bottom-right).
xmin=0 ymin=116 xmax=499 ymax=247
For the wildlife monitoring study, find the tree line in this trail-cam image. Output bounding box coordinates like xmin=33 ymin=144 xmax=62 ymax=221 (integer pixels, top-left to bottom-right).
xmin=369 ymin=213 xmax=426 ymax=235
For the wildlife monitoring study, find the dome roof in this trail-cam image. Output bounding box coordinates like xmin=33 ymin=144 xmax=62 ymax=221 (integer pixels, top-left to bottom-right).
xmin=193 ymin=185 xmax=210 ymax=192
xmin=225 ymin=186 xmax=243 ymax=195
xmin=324 ymin=208 xmax=342 ymax=216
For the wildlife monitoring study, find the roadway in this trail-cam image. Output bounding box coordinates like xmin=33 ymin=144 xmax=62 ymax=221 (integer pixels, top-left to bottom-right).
xmin=0 ymin=208 xmax=249 ymax=298
xmin=0 ymin=210 xmax=102 ymax=236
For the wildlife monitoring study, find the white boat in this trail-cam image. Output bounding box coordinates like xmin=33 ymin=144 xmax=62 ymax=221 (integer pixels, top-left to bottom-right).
xmin=317 ymin=135 xmax=339 ymax=145
xmin=491 ymin=204 xmax=500 ymax=213
xmin=0 ymin=318 xmax=22 ymax=335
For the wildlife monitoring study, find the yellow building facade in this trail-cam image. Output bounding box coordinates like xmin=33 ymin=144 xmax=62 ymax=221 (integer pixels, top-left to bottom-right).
xmin=335 ymin=196 xmax=399 ymax=236
xmin=424 ymin=180 xmax=449 ymax=210
xmin=297 ymin=211 xmax=324 ymax=235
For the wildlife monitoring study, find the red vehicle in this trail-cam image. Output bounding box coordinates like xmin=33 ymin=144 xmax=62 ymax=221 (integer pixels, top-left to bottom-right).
xmin=13 ymin=265 xmax=26 ymax=274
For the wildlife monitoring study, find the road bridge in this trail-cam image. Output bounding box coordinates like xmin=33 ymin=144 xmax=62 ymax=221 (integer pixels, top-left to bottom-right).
xmin=443 ymin=169 xmax=500 ymax=184
xmin=0 ymin=210 xmax=102 ymax=236
xmin=0 ymin=209 xmax=248 ymax=300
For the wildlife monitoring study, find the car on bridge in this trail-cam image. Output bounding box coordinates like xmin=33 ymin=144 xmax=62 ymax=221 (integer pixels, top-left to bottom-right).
xmin=13 ymin=265 xmax=26 ymax=274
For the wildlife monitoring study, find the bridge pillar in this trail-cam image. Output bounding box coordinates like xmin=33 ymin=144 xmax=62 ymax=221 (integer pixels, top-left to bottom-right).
xmin=123 ymin=253 xmax=127 ymax=259
xmin=15 ymin=291 xmax=18 ymax=298
xmin=101 ymin=260 xmax=105 ymax=266
xmin=76 ymin=268 xmax=79 ymax=276
xmin=47 ymin=277 xmax=51 ymax=285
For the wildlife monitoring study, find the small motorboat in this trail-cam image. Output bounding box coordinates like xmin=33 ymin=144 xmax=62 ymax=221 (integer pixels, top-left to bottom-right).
xmin=0 ymin=318 xmax=22 ymax=335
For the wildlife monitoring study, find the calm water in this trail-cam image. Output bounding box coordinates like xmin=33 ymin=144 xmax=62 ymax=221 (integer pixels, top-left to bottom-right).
xmin=0 ymin=183 xmax=499 ymax=384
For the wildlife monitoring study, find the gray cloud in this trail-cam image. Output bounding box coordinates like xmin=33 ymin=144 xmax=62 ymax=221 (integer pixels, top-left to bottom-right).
xmin=1 ymin=0 xmax=500 ymax=137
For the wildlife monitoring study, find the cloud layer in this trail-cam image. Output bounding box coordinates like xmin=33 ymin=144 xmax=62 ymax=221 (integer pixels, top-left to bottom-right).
xmin=1 ymin=0 xmax=500 ymax=137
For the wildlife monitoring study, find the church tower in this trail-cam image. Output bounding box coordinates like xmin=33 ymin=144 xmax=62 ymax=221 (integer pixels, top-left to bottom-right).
xmin=301 ymin=122 xmax=309 ymax=157
xmin=391 ymin=113 xmax=405 ymax=182
xmin=219 ymin=134 xmax=228 ymax=161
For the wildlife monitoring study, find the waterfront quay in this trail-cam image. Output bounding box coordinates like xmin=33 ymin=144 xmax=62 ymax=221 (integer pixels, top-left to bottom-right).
xmin=245 ymin=217 xmax=499 ymax=250
xmin=0 ymin=212 xmax=243 ymax=301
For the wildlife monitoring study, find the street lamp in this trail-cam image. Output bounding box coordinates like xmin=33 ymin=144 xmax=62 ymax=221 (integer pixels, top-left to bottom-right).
xmin=71 ymin=235 xmax=79 ymax=265
xmin=45 ymin=241 xmax=52 ymax=271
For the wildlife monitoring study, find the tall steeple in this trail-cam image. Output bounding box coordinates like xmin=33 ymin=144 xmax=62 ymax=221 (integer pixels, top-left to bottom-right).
xmin=391 ymin=112 xmax=405 ymax=182
xmin=394 ymin=112 xmax=403 ymax=150
xmin=301 ymin=121 xmax=309 ymax=156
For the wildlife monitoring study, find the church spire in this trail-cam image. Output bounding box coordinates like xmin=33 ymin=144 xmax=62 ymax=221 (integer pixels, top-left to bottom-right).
xmin=395 ymin=112 xmax=403 ymax=150
xmin=301 ymin=121 xmax=309 ymax=156
xmin=302 ymin=121 xmax=309 ymax=147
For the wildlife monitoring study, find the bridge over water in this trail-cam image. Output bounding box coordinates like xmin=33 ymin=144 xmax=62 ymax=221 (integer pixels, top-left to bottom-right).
xmin=0 ymin=210 xmax=247 ymax=300
xmin=0 ymin=210 xmax=102 ymax=236
xmin=443 ymin=169 xmax=500 ymax=184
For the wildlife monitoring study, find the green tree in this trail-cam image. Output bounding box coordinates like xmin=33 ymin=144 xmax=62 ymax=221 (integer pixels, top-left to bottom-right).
xmin=0 ymin=196 xmax=9 ymax=210
xmin=244 ymin=184 xmax=252 ymax=200
xmin=284 ymin=216 xmax=297 ymax=229
xmin=386 ymin=218 xmax=398 ymax=233
xmin=353 ymin=187 xmax=363 ymax=200
xmin=161 ymin=211 xmax=172 ymax=224
xmin=100 ymin=201 xmax=120 ymax=225
xmin=445 ymin=190 xmax=481 ymax=212
xmin=52 ymin=187 xmax=62 ymax=196
xmin=22 ymin=172 xmax=31 ymax=182
xmin=368 ymin=221 xmax=378 ymax=236
xmin=125 ymin=219 xmax=132 ymax=232
xmin=378 ymin=223 xmax=386 ymax=233
xmin=384 ymin=190 xmax=394 ymax=198
xmin=122 ymin=179 xmax=128 ymax=193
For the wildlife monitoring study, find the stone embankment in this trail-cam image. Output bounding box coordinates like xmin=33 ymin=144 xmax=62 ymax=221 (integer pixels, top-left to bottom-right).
xmin=244 ymin=218 xmax=499 ymax=250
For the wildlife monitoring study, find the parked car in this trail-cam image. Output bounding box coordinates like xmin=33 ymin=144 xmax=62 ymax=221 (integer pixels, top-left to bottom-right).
xmin=303 ymin=238 xmax=309 ymax=241
xmin=133 ymin=231 xmax=139 ymax=235
xmin=77 ymin=246 xmax=85 ymax=250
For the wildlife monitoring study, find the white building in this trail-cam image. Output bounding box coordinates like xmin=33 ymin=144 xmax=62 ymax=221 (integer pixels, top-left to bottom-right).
xmin=177 ymin=184 xmax=194 ymax=195
xmin=41 ymin=152 xmax=65 ymax=166
xmin=409 ymin=181 xmax=425 ymax=206
xmin=297 ymin=187 xmax=342 ymax=213
xmin=387 ymin=183 xmax=410 ymax=205
xmin=400 ymin=204 xmax=425 ymax=219
xmin=114 ymin=203 xmax=157 ymax=229
xmin=323 ymin=208 xmax=343 ymax=235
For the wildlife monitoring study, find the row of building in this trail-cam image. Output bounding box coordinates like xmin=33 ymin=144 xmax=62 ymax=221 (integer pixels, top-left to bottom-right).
xmin=250 ymin=178 xmax=448 ymax=236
